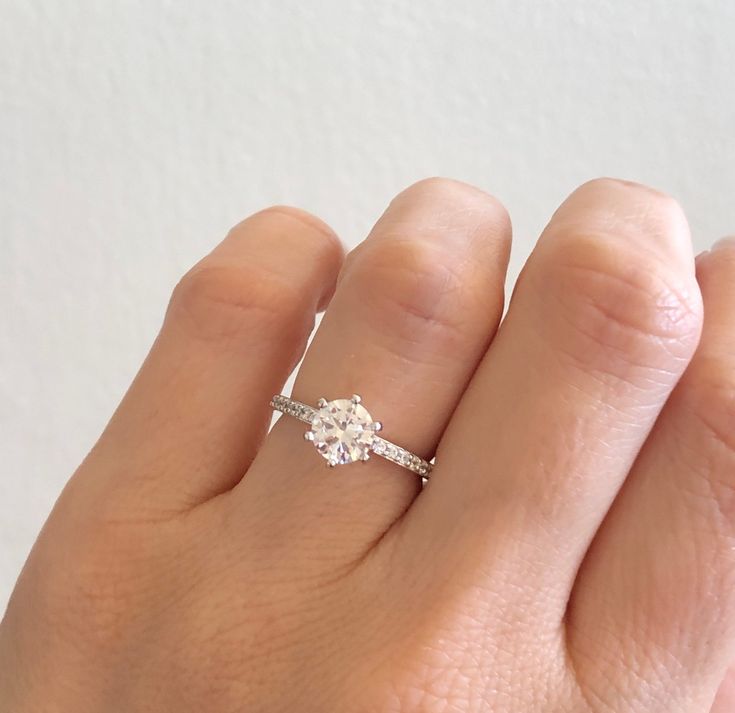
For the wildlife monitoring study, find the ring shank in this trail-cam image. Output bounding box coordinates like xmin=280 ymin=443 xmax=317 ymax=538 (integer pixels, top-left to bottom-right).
xmin=269 ymin=395 xmax=433 ymax=478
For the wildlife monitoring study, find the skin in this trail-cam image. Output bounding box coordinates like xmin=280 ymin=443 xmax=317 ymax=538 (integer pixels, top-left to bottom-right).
xmin=0 ymin=177 xmax=733 ymax=712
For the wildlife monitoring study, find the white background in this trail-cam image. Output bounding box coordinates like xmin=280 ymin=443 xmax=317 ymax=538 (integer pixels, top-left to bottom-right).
xmin=1 ymin=0 xmax=734 ymax=608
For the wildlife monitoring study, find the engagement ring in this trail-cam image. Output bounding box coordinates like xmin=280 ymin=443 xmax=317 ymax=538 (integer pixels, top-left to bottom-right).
xmin=270 ymin=394 xmax=433 ymax=478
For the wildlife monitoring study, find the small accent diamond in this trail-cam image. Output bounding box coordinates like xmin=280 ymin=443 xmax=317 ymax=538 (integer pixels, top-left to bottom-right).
xmin=271 ymin=393 xmax=433 ymax=478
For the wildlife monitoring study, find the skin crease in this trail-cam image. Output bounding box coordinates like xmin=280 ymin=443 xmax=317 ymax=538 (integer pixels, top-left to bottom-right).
xmin=0 ymin=177 xmax=733 ymax=712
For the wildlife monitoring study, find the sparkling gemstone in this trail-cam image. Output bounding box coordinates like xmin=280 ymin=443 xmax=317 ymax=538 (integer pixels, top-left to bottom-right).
xmin=309 ymin=398 xmax=377 ymax=466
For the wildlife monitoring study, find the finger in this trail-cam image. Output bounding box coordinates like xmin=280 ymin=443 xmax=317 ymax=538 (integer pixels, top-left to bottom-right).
xmin=398 ymin=179 xmax=702 ymax=627
xmin=240 ymin=178 xmax=511 ymax=549
xmin=68 ymin=207 xmax=343 ymax=515
xmin=565 ymin=239 xmax=735 ymax=712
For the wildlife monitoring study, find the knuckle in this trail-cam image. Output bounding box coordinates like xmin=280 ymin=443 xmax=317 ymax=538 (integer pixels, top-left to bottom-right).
xmin=169 ymin=262 xmax=307 ymax=343
xmin=574 ymin=178 xmax=688 ymax=224
xmin=346 ymin=238 xmax=470 ymax=349
xmin=394 ymin=176 xmax=509 ymax=223
xmin=644 ymin=187 xmax=687 ymax=223
xmin=540 ymin=233 xmax=701 ymax=378
xmin=399 ymin=176 xmax=477 ymax=201
xmin=698 ymin=239 xmax=735 ymax=285
xmin=245 ymin=204 xmax=343 ymax=260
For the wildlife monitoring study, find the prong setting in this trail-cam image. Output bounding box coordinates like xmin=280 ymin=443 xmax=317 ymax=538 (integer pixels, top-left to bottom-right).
xmin=269 ymin=393 xmax=432 ymax=478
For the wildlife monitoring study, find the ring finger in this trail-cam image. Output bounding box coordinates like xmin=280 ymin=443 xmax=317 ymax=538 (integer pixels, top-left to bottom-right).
xmin=238 ymin=178 xmax=511 ymax=552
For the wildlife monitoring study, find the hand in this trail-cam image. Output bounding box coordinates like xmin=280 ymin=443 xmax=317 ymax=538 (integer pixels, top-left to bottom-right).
xmin=1 ymin=178 xmax=733 ymax=712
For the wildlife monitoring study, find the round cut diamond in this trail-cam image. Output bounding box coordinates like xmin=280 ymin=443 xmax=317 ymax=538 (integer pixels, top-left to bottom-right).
xmin=309 ymin=398 xmax=376 ymax=466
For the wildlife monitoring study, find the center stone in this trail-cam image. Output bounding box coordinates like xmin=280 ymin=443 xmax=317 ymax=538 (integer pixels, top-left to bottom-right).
xmin=309 ymin=398 xmax=376 ymax=466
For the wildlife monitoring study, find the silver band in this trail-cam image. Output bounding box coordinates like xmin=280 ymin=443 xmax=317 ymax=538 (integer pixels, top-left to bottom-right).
xmin=270 ymin=394 xmax=433 ymax=478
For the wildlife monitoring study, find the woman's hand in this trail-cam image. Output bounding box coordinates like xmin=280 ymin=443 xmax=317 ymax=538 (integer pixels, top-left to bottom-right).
xmin=1 ymin=178 xmax=733 ymax=712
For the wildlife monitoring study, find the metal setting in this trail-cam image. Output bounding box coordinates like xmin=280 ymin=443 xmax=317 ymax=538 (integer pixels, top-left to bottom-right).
xmin=270 ymin=394 xmax=433 ymax=478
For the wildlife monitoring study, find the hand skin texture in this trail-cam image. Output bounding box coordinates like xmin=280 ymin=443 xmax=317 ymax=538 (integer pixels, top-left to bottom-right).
xmin=1 ymin=178 xmax=734 ymax=713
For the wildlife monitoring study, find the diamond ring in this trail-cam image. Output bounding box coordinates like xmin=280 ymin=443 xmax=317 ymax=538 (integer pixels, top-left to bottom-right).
xmin=270 ymin=394 xmax=433 ymax=478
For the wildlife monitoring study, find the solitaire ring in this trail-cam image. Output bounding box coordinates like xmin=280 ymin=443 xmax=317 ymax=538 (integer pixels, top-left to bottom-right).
xmin=270 ymin=394 xmax=433 ymax=478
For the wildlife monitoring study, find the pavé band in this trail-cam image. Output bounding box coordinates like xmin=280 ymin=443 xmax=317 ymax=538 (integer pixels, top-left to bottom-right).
xmin=270 ymin=394 xmax=433 ymax=478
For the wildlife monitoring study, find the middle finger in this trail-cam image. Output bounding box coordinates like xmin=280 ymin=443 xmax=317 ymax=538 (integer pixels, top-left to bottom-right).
xmin=402 ymin=178 xmax=703 ymax=626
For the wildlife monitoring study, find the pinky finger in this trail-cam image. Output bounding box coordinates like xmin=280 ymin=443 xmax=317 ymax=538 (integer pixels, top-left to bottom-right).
xmin=566 ymin=238 xmax=735 ymax=712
